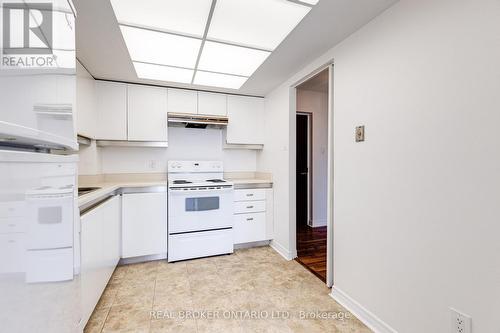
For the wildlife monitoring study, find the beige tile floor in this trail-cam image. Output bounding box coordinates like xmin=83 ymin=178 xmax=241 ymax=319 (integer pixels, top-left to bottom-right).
xmin=84 ymin=246 xmax=371 ymax=333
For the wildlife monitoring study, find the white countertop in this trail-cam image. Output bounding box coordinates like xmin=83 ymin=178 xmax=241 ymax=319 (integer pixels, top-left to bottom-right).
xmin=78 ymin=179 xmax=272 ymax=209
xmin=78 ymin=181 xmax=169 ymax=208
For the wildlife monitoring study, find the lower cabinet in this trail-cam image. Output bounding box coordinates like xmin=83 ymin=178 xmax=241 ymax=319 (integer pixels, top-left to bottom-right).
xmin=121 ymin=192 xmax=167 ymax=258
xmin=233 ymin=188 xmax=273 ymax=244
xmin=80 ymin=195 xmax=121 ymax=326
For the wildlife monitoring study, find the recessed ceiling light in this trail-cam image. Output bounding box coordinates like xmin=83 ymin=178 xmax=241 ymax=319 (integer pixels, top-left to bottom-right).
xmin=120 ymin=25 xmax=201 ymax=68
xmin=194 ymin=71 xmax=248 ymax=89
xmin=207 ymin=0 xmax=311 ymax=50
xmin=198 ymin=41 xmax=270 ymax=77
xmin=134 ymin=62 xmax=194 ymax=84
xmin=110 ymin=0 xmax=213 ymax=38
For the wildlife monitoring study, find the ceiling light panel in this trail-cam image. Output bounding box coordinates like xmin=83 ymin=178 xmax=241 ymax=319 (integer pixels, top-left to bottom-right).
xmin=120 ymin=26 xmax=201 ymax=68
xmin=110 ymin=0 xmax=213 ymax=37
xmin=207 ymin=0 xmax=311 ymax=50
xmin=298 ymin=0 xmax=320 ymax=5
xmin=194 ymin=71 xmax=248 ymax=89
xmin=134 ymin=62 xmax=194 ymax=84
xmin=198 ymin=41 xmax=270 ymax=77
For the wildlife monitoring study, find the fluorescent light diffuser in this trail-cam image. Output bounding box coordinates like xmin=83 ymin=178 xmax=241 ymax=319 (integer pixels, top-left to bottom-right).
xmin=194 ymin=71 xmax=248 ymax=89
xmin=134 ymin=62 xmax=194 ymax=84
xmin=120 ymin=25 xmax=201 ymax=68
xmin=110 ymin=0 xmax=213 ymax=37
xmin=207 ymin=0 xmax=311 ymax=50
xmin=298 ymin=0 xmax=319 ymax=5
xmin=198 ymin=41 xmax=270 ymax=77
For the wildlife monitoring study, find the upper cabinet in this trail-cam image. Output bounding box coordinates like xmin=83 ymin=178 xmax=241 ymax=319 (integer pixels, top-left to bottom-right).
xmin=167 ymin=89 xmax=197 ymax=114
xmin=127 ymin=85 xmax=168 ymax=141
xmin=198 ymin=92 xmax=227 ymax=116
xmin=95 ymin=81 xmax=127 ymax=140
xmin=76 ymin=62 xmax=96 ymax=138
xmin=226 ymin=96 xmax=265 ymax=145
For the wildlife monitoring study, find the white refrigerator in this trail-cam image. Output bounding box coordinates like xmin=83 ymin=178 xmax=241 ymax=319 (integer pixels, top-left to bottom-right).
xmin=0 ymin=1 xmax=81 ymax=332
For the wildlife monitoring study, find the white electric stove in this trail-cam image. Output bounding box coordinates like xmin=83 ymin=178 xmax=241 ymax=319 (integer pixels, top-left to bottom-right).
xmin=167 ymin=161 xmax=234 ymax=262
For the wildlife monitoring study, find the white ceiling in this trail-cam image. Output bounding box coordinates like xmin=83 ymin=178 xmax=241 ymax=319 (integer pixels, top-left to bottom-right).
xmin=75 ymin=0 xmax=397 ymax=97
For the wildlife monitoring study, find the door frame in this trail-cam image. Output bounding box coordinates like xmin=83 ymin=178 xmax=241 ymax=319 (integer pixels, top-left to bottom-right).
xmin=291 ymin=61 xmax=334 ymax=287
xmin=296 ymin=112 xmax=313 ymax=228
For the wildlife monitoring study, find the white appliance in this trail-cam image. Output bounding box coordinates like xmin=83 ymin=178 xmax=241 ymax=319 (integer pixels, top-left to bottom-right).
xmin=168 ymin=161 xmax=234 ymax=262
xmin=0 ymin=1 xmax=80 ymax=332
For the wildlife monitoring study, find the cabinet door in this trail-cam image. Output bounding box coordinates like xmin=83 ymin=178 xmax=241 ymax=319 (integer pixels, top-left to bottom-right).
xmin=128 ymin=84 xmax=168 ymax=141
xmin=95 ymin=81 xmax=127 ymax=140
xmin=122 ymin=192 xmax=167 ymax=258
xmin=226 ymin=96 xmax=265 ymax=145
xmin=233 ymin=212 xmax=266 ymax=244
xmin=76 ymin=62 xmax=96 ymax=138
xmin=167 ymin=88 xmax=197 ymax=114
xmin=80 ymin=195 xmax=121 ymax=326
xmin=198 ymin=92 xmax=227 ymax=116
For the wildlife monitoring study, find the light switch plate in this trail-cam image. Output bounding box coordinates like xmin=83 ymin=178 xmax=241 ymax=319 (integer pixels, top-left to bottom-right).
xmin=355 ymin=126 xmax=365 ymax=142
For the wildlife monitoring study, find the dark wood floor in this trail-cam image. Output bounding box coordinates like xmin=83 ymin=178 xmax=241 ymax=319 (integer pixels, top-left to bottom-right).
xmin=295 ymin=225 xmax=327 ymax=282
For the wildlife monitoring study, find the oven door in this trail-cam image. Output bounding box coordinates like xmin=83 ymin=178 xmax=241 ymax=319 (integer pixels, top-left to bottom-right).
xmin=168 ymin=187 xmax=234 ymax=234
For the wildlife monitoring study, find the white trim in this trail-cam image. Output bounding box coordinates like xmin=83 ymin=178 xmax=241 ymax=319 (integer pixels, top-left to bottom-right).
xmin=330 ymin=287 xmax=398 ymax=333
xmin=326 ymin=63 xmax=334 ymax=287
xmin=270 ymin=240 xmax=295 ymax=260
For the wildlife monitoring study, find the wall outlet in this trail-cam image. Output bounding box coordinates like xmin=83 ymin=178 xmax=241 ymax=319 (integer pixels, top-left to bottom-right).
xmin=450 ymin=308 xmax=471 ymax=333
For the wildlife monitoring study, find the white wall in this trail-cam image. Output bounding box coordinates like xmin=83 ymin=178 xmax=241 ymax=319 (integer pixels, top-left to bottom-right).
xmin=259 ymin=0 xmax=500 ymax=332
xmin=297 ymin=89 xmax=328 ymax=227
xmin=99 ymin=127 xmax=257 ymax=174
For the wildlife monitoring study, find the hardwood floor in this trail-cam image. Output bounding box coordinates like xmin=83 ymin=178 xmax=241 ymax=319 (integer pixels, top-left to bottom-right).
xmin=295 ymin=226 xmax=327 ymax=282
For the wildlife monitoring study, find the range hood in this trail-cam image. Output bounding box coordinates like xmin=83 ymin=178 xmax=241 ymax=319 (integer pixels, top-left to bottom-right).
xmin=167 ymin=113 xmax=228 ymax=129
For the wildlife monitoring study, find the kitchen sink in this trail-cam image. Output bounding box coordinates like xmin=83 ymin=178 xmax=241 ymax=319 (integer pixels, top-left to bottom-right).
xmin=78 ymin=187 xmax=101 ymax=196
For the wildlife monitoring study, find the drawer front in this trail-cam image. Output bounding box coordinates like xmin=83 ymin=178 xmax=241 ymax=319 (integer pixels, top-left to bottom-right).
xmin=233 ymin=213 xmax=267 ymax=244
xmin=234 ymin=189 xmax=266 ymax=202
xmin=0 ymin=217 xmax=27 ymax=234
xmin=234 ymin=200 xmax=266 ymax=214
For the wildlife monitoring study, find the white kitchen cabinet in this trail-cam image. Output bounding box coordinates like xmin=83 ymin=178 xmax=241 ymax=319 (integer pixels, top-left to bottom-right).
xmin=76 ymin=61 xmax=96 ymax=138
xmin=198 ymin=92 xmax=227 ymax=116
xmin=80 ymin=195 xmax=121 ymax=327
xmin=167 ymin=88 xmax=197 ymax=114
xmin=233 ymin=212 xmax=266 ymax=244
xmin=122 ymin=192 xmax=167 ymax=258
xmin=226 ymin=96 xmax=265 ymax=145
xmin=95 ymin=81 xmax=127 ymax=140
xmin=233 ymin=187 xmax=273 ymax=244
xmin=127 ymin=84 xmax=168 ymax=141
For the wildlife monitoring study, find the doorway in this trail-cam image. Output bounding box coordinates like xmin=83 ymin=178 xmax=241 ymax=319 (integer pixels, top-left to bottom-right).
xmin=294 ymin=68 xmax=330 ymax=283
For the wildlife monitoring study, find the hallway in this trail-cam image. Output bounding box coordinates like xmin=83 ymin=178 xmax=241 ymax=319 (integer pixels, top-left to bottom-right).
xmin=295 ymin=226 xmax=327 ymax=282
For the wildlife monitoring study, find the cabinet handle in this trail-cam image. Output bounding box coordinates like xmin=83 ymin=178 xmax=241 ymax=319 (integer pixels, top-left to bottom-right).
xmin=246 ymin=218 xmax=254 ymax=221
xmin=246 ymin=206 xmax=254 ymax=209
xmin=246 ymin=193 xmax=254 ymax=197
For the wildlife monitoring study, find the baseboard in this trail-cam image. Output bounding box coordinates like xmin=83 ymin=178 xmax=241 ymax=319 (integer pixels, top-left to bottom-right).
xmin=270 ymin=240 xmax=295 ymax=260
xmin=234 ymin=240 xmax=270 ymax=249
xmin=330 ymin=287 xmax=398 ymax=333
xmin=312 ymin=219 xmax=327 ymax=227
xmin=119 ymin=253 xmax=167 ymax=265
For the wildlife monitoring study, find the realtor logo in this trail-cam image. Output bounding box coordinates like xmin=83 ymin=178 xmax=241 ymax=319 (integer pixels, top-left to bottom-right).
xmin=2 ymin=2 xmax=53 ymax=54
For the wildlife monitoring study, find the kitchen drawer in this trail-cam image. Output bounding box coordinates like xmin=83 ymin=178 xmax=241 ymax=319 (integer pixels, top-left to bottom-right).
xmin=234 ymin=200 xmax=266 ymax=214
xmin=0 ymin=217 xmax=27 ymax=234
xmin=234 ymin=189 xmax=266 ymax=202
xmin=0 ymin=233 xmax=26 ymax=273
xmin=233 ymin=212 xmax=266 ymax=244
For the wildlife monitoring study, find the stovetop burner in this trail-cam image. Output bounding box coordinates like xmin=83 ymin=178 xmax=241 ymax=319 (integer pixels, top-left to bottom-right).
xmin=206 ymin=179 xmax=226 ymax=183
xmin=173 ymin=180 xmax=193 ymax=184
